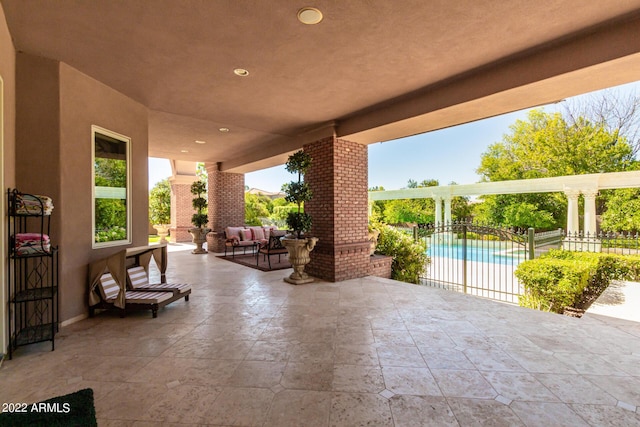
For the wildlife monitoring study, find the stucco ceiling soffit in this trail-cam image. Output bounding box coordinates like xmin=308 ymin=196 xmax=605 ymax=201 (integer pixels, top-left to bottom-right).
xmin=339 ymin=11 xmax=640 ymax=143
xmin=219 ymin=122 xmax=337 ymax=172
xmin=4 ymin=1 xmax=640 ymax=172
xmin=219 ymin=134 xmax=300 ymax=173
xmin=170 ymin=159 xmax=199 ymax=177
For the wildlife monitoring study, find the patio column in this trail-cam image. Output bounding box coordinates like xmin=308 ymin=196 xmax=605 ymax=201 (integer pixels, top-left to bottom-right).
xmin=444 ymin=195 xmax=452 ymax=225
xmin=304 ymin=136 xmax=370 ymax=282
xmin=434 ymin=196 xmax=443 ymax=226
xmin=565 ymin=189 xmax=580 ymax=235
xmin=169 ymin=175 xmax=198 ymax=242
xmin=206 ymin=162 xmax=245 ymax=253
xmin=583 ymin=189 xmax=598 ymax=236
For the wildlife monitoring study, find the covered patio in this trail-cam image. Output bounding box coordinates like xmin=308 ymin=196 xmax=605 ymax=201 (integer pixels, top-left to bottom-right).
xmin=1 ymin=246 xmax=639 ymax=426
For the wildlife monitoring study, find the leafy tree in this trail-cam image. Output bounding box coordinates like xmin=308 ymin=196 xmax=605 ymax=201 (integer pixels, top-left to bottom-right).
xmin=600 ymin=188 xmax=640 ymax=233
xmin=94 ymin=158 xmax=126 ymax=187
xmin=95 ymin=199 xmax=126 ymax=231
xmin=149 ymin=178 xmax=171 ymax=225
xmin=245 ymin=193 xmax=271 ymax=225
xmin=448 ymin=182 xmax=472 ymax=221
xmin=502 ymin=202 xmax=556 ymax=230
xmin=383 ymin=198 xmax=434 ymax=224
xmin=94 ymin=157 xmax=127 ymax=241
xmin=562 ymin=88 xmax=640 ymax=157
xmin=370 ymin=179 xmax=471 ymax=225
xmin=419 ymin=179 xmax=439 ymax=188
xmin=478 ymin=110 xmax=633 ymax=181
xmin=270 ymin=197 xmax=297 ymax=227
xmin=476 ymin=109 xmax=634 ymax=228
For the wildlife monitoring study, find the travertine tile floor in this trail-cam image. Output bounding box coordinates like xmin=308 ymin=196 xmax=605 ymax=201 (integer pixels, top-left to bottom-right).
xmin=2 ymin=244 xmax=640 ymax=426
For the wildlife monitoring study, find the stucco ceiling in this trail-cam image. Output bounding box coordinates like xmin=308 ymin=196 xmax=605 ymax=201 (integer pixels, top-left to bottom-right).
xmin=3 ymin=1 xmax=640 ymax=172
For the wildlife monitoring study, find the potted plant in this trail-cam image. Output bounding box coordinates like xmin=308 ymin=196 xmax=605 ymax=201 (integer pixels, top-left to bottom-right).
xmin=368 ymin=223 xmax=380 ymax=256
xmin=188 ymin=179 xmax=210 ymax=254
xmin=281 ymin=150 xmax=318 ymax=284
xmin=149 ymin=178 xmax=171 ymax=243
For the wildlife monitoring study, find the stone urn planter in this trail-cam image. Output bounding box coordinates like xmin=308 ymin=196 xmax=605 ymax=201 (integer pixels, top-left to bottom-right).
xmin=153 ymin=224 xmax=170 ymax=244
xmin=368 ymin=229 xmax=380 ymax=256
xmin=189 ymin=227 xmax=210 ymax=254
xmin=282 ymin=237 xmax=319 ymax=285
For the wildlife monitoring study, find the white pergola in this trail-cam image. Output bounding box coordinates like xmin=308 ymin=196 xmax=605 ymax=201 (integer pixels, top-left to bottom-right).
xmin=368 ymin=171 xmax=640 ymax=234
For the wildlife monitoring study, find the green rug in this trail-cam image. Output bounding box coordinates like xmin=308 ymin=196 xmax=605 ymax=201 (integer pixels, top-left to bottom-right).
xmin=0 ymin=388 xmax=96 ymax=427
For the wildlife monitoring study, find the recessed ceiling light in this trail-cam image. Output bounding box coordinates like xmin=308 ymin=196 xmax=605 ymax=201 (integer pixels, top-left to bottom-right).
xmin=195 ymin=140 xmax=206 ymax=144
xmin=233 ymin=68 xmax=249 ymax=77
xmin=297 ymin=7 xmax=323 ymax=25
xmin=181 ymin=149 xmax=189 ymax=153
xmin=219 ymin=127 xmax=230 ymax=133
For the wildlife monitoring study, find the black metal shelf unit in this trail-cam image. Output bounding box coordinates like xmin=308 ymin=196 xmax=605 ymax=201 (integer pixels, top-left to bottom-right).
xmin=7 ymin=189 xmax=59 ymax=359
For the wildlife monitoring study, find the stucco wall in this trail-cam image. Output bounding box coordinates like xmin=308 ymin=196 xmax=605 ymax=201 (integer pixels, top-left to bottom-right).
xmin=15 ymin=52 xmax=149 ymax=322
xmin=0 ymin=3 xmax=15 ymax=190
xmin=59 ymin=63 xmax=149 ymax=321
xmin=0 ymin=2 xmax=16 ymax=355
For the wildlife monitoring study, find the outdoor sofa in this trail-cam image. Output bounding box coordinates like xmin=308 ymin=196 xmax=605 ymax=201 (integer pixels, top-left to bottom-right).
xmin=224 ymin=226 xmax=280 ymax=257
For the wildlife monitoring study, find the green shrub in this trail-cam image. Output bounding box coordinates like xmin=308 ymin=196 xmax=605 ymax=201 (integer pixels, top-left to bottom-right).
xmin=515 ymin=257 xmax=592 ymax=313
xmin=375 ymin=225 xmax=429 ymax=284
xmin=95 ymin=226 xmax=127 ymax=243
xmin=515 ymin=249 xmax=640 ymax=313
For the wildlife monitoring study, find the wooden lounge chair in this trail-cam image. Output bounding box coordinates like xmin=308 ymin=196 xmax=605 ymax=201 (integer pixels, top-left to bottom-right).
xmin=126 ymin=266 xmax=191 ymax=301
xmin=89 ymin=272 xmax=182 ymax=318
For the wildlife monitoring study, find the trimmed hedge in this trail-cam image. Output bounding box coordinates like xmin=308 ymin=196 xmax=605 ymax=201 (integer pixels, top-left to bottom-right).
xmin=515 ymin=249 xmax=640 ymax=314
xmin=375 ymin=225 xmax=429 ymax=284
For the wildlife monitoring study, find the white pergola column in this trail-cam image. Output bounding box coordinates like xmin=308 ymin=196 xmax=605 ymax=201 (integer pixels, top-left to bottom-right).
xmin=444 ymin=196 xmax=452 ymax=225
xmin=583 ymin=189 xmax=599 ymax=236
xmin=565 ymin=189 xmax=580 ymax=235
xmin=434 ymin=196 xmax=443 ymax=226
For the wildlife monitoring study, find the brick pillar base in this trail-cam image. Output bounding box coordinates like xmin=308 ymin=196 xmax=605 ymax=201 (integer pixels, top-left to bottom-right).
xmin=370 ymin=254 xmax=393 ymax=279
xmin=206 ymin=163 xmax=245 ymax=253
xmin=304 ymin=137 xmax=370 ymax=282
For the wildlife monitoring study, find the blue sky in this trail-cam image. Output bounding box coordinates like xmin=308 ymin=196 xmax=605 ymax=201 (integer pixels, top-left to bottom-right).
xmin=149 ymin=81 xmax=640 ymax=192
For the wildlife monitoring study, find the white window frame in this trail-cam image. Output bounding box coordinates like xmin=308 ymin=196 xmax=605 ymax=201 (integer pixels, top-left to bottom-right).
xmin=91 ymin=125 xmax=132 ymax=248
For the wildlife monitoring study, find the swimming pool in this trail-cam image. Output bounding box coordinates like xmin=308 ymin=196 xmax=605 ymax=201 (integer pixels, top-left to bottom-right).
xmin=426 ymin=240 xmax=528 ymax=266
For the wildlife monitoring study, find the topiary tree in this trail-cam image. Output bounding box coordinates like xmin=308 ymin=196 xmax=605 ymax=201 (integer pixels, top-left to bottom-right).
xmin=282 ymin=150 xmax=312 ymax=238
xmin=190 ymin=180 xmax=208 ymax=228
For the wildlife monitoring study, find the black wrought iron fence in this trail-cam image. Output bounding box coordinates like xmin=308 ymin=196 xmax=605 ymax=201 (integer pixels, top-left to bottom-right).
xmin=563 ymin=230 xmax=640 ymax=255
xmin=415 ymin=222 xmax=530 ymax=303
xmin=398 ymin=222 xmax=640 ymax=304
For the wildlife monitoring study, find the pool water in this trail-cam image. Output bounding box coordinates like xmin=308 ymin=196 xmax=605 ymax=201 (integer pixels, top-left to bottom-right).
xmin=427 ymin=241 xmax=528 ymax=266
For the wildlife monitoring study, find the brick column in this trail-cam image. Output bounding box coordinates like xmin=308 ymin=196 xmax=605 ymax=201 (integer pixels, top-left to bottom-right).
xmin=304 ymin=137 xmax=370 ymax=282
xmin=206 ymin=163 xmax=245 ymax=252
xmin=169 ymin=175 xmax=198 ymax=242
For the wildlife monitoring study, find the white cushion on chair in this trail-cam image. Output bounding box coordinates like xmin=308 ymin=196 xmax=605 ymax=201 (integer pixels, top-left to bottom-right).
xmin=127 ymin=266 xmax=150 ymax=289
xmin=99 ymin=273 xmax=121 ymax=300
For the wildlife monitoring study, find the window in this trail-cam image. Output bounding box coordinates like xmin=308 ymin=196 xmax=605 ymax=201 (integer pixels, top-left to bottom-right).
xmin=92 ymin=125 xmax=131 ymax=248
